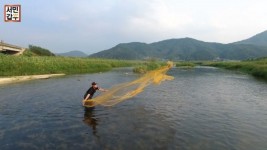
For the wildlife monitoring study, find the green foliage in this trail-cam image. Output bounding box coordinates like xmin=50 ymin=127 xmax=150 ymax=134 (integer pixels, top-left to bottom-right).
xmin=133 ymin=66 xmax=148 ymax=74
xmin=0 ymin=55 xmax=141 ymax=76
xmin=28 ymin=45 xmax=55 ymax=56
xmin=133 ymin=61 xmax=163 ymax=73
xmin=201 ymin=59 xmax=267 ymax=80
xmin=22 ymin=49 xmax=37 ymax=57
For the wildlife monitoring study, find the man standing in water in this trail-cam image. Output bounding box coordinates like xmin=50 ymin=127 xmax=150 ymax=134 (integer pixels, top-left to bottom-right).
xmin=83 ymin=82 xmax=107 ymax=105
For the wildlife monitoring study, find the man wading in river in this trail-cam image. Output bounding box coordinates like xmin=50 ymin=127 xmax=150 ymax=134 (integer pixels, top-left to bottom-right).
xmin=83 ymin=82 xmax=107 ymax=106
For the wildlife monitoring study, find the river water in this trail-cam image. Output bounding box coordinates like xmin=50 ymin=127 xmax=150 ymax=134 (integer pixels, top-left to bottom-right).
xmin=0 ymin=67 xmax=267 ymax=150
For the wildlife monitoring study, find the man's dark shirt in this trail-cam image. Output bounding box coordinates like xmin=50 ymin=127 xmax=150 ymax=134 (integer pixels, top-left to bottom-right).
xmin=84 ymin=87 xmax=99 ymax=99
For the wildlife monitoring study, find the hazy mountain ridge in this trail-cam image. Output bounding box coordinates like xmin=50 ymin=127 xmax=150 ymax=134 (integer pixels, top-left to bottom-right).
xmin=89 ymin=32 xmax=267 ymax=60
xmin=233 ymin=30 xmax=267 ymax=47
xmin=57 ymin=50 xmax=88 ymax=57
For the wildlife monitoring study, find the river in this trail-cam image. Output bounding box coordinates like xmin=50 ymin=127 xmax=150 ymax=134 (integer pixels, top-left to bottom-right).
xmin=0 ymin=67 xmax=267 ymax=150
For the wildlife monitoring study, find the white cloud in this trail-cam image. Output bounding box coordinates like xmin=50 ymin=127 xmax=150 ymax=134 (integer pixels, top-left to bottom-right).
xmin=207 ymin=0 xmax=267 ymax=42
xmin=120 ymin=0 xmax=194 ymax=42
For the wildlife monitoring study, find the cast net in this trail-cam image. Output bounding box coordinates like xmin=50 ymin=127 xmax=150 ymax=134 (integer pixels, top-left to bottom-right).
xmin=83 ymin=61 xmax=174 ymax=107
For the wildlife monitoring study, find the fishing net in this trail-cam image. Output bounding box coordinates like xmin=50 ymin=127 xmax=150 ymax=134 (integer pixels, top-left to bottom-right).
xmin=83 ymin=61 xmax=174 ymax=107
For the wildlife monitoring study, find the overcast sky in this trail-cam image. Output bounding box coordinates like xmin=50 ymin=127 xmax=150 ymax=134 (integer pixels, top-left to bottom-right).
xmin=1 ymin=0 xmax=267 ymax=54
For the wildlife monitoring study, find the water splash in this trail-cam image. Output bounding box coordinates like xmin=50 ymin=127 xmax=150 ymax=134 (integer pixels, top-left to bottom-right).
xmin=83 ymin=61 xmax=174 ymax=107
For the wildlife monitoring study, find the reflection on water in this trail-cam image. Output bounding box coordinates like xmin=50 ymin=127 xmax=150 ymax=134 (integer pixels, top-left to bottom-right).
xmin=0 ymin=67 xmax=267 ymax=150
xmin=83 ymin=107 xmax=98 ymax=136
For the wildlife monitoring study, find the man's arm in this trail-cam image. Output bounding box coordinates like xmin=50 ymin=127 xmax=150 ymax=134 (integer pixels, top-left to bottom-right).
xmin=99 ymin=88 xmax=108 ymax=92
xmin=84 ymin=94 xmax=91 ymax=100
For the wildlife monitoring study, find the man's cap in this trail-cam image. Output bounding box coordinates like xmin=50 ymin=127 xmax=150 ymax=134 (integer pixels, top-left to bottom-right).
xmin=92 ymin=82 xmax=97 ymax=85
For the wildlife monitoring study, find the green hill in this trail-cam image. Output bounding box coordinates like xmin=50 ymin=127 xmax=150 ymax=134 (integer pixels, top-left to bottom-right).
xmin=91 ymin=42 xmax=155 ymax=60
xmin=90 ymin=38 xmax=267 ymax=60
xmin=57 ymin=50 xmax=88 ymax=57
xmin=233 ymin=30 xmax=267 ymax=47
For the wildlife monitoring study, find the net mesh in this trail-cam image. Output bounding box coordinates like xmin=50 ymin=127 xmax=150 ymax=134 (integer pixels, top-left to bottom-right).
xmin=83 ymin=61 xmax=174 ymax=107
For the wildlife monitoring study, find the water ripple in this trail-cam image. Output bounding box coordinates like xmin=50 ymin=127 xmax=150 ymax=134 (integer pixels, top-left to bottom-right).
xmin=0 ymin=67 xmax=267 ymax=150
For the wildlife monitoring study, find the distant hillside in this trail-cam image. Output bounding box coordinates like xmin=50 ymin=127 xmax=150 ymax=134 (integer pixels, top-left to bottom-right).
xmin=57 ymin=50 xmax=88 ymax=57
xmin=89 ymin=38 xmax=267 ymax=60
xmin=233 ymin=30 xmax=267 ymax=47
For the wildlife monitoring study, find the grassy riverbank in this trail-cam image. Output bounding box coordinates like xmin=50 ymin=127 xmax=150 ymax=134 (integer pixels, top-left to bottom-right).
xmin=200 ymin=58 xmax=267 ymax=80
xmin=133 ymin=61 xmax=166 ymax=73
xmin=0 ymin=54 xmax=141 ymax=76
xmin=175 ymin=62 xmax=196 ymax=68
